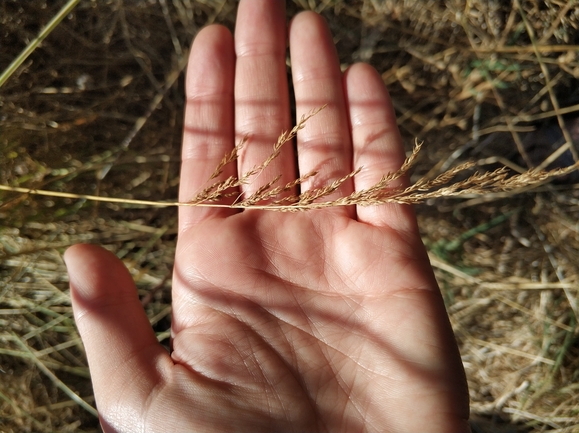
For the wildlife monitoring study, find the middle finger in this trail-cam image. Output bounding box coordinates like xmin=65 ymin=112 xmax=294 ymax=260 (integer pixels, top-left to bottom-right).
xmin=234 ymin=0 xmax=294 ymax=199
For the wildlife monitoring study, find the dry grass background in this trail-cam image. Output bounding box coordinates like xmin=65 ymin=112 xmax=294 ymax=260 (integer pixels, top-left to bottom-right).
xmin=1 ymin=0 xmax=579 ymax=431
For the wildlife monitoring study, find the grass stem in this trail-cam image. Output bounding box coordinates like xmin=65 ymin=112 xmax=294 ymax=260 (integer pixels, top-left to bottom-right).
xmin=0 ymin=0 xmax=81 ymax=88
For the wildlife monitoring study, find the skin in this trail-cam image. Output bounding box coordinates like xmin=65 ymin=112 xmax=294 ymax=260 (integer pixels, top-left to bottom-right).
xmin=64 ymin=1 xmax=471 ymax=432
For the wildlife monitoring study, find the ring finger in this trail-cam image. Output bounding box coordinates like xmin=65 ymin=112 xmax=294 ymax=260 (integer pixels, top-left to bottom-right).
xmin=290 ymin=12 xmax=354 ymax=217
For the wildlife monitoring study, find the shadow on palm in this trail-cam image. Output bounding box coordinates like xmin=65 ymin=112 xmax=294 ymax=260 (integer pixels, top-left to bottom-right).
xmin=170 ymin=208 xmax=465 ymax=431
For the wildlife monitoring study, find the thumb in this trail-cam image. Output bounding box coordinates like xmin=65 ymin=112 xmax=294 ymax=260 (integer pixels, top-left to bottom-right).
xmin=65 ymin=244 xmax=170 ymax=418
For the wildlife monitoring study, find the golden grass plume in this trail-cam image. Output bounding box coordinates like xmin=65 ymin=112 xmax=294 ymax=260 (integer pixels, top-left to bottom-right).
xmin=1 ymin=106 xmax=577 ymax=212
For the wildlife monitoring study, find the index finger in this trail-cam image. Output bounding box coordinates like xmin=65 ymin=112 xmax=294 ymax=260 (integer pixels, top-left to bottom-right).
xmin=179 ymin=25 xmax=236 ymax=230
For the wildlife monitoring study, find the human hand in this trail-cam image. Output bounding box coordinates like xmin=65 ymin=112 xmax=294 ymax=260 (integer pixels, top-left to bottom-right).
xmin=65 ymin=1 xmax=470 ymax=432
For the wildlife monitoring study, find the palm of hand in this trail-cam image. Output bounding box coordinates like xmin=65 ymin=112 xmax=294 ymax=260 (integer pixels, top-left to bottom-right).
xmin=65 ymin=1 xmax=470 ymax=432
xmin=159 ymin=210 xmax=466 ymax=432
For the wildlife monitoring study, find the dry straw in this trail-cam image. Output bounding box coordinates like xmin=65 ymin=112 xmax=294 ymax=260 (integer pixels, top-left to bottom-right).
xmin=1 ymin=106 xmax=577 ymax=211
xmin=4 ymin=2 xmax=579 ymax=431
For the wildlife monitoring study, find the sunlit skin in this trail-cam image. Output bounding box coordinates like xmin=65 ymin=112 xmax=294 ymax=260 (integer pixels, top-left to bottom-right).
xmin=65 ymin=1 xmax=471 ymax=431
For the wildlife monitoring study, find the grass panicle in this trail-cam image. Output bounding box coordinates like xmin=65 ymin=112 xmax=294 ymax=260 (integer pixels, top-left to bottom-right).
xmin=2 ymin=108 xmax=577 ymax=212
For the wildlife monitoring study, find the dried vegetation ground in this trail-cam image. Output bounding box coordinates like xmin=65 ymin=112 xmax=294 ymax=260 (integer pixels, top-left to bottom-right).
xmin=1 ymin=0 xmax=579 ymax=432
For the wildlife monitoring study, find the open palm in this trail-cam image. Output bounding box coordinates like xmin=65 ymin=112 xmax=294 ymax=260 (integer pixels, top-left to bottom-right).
xmin=66 ymin=1 xmax=470 ymax=432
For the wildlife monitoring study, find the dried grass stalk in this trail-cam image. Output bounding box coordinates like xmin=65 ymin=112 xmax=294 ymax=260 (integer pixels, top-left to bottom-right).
xmin=1 ymin=106 xmax=577 ymax=211
xmin=186 ymin=107 xmax=579 ymax=211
